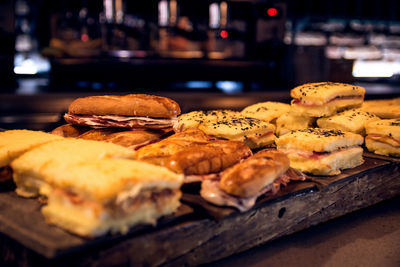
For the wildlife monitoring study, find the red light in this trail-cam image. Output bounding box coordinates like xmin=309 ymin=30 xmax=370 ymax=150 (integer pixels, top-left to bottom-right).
xmin=220 ymin=30 xmax=228 ymax=39
xmin=81 ymin=33 xmax=89 ymax=42
xmin=267 ymin=8 xmax=278 ymax=17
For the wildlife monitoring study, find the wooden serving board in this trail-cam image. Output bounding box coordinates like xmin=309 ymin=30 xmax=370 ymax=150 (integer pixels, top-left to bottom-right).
xmin=0 ymin=155 xmax=400 ymax=266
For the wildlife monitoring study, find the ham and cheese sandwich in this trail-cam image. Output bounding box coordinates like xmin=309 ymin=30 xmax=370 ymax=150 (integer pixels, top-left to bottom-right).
xmin=40 ymin=159 xmax=183 ymax=237
xmin=11 ymin=138 xmax=135 ymax=198
xmin=317 ymin=109 xmax=379 ymax=135
xmin=276 ymin=128 xmax=364 ymax=176
xmin=0 ymin=130 xmax=63 ymax=183
xmin=241 ymin=101 xmax=291 ymax=124
xmin=290 ymin=82 xmax=365 ymax=117
xmin=64 ymin=94 xmax=181 ymax=129
xmin=201 ymin=150 xmax=306 ymax=211
xmin=365 ymin=119 xmax=400 ymax=157
xmin=198 ymin=117 xmax=276 ymax=149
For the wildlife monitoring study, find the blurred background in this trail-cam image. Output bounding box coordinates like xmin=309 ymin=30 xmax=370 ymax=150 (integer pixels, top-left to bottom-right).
xmin=1 ymin=0 xmax=400 ymax=93
xmin=1 ymin=0 xmax=400 ymax=129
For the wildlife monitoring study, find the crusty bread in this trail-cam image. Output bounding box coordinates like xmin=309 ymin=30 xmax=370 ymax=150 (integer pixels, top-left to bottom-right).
xmin=136 ymin=128 xmax=209 ymax=166
xmin=175 ymin=110 xmax=240 ymax=132
xmin=365 ymin=138 xmax=400 ymax=157
xmin=282 ymin=146 xmax=364 ymax=176
xmin=317 ymin=109 xmax=379 ymax=135
xmin=275 ymin=112 xmax=316 ymax=136
xmin=365 ymin=119 xmax=400 ymax=140
xmin=241 ymin=102 xmax=291 ymax=123
xmin=198 ymin=117 xmax=276 ymax=149
xmin=68 ymin=94 xmax=181 ymax=118
xmin=276 ymin=128 xmax=364 ymax=153
xmin=360 ymin=99 xmax=400 ymax=119
xmin=51 ymin=124 xmax=90 ymax=137
xmin=0 ymin=130 xmax=63 ymax=168
xmin=165 ymin=140 xmax=252 ymax=175
xmin=290 ymin=82 xmax=365 ymax=117
xmin=220 ymin=150 xmax=289 ymax=197
xmin=11 ymin=138 xmax=136 ymax=197
xmin=79 ymin=128 xmax=162 ymax=149
xmin=365 ymin=119 xmax=400 ymax=157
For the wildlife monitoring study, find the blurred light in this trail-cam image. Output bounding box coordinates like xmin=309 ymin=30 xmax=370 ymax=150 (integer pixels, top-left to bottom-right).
xmin=185 ymin=81 xmax=213 ymax=89
xmin=104 ymin=0 xmax=113 ymax=22
xmin=220 ymin=30 xmax=228 ymax=39
xmin=81 ymin=33 xmax=89 ymax=42
xmin=209 ymin=3 xmax=220 ymax=29
xmin=267 ymin=8 xmax=278 ymax=17
xmin=352 ymin=60 xmax=400 ymax=78
xmin=14 ymin=53 xmax=50 ymax=75
xmin=158 ymin=0 xmax=169 ymax=27
xmin=216 ymin=81 xmax=243 ymax=93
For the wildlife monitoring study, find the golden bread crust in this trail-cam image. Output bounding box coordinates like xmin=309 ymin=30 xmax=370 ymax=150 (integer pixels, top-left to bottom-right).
xmin=365 ymin=119 xmax=400 ymax=140
xmin=276 ymin=112 xmax=315 ymax=136
xmin=317 ymin=109 xmax=379 ymax=135
xmin=176 ymin=110 xmax=240 ymax=132
xmin=365 ymin=138 xmax=400 ymax=157
xmin=79 ymin=128 xmax=162 ymax=149
xmin=0 ymin=130 xmax=63 ymax=167
xmin=360 ymin=99 xmax=400 ymax=119
xmin=276 ymin=128 xmax=364 ymax=152
xmin=220 ymin=150 xmax=289 ymax=197
xmin=198 ymin=117 xmax=276 ymax=149
xmin=51 ymin=124 xmax=90 ymax=137
xmin=290 ymin=82 xmax=365 ymax=104
xmin=165 ymin=140 xmax=252 ymax=175
xmin=68 ymin=94 xmax=181 ymax=118
xmin=241 ymin=102 xmax=291 ymax=122
xmin=135 ymin=129 xmax=209 ymax=165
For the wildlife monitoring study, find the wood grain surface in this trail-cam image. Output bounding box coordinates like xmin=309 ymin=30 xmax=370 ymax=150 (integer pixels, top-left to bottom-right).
xmin=0 ymin=154 xmax=399 ymax=266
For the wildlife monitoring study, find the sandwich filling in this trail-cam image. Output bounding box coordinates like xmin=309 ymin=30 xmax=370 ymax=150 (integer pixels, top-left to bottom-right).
xmin=43 ymin=186 xmax=181 ymax=236
xmin=366 ymin=134 xmax=400 ymax=147
xmin=200 ymin=168 xmax=306 ymax=211
xmin=65 ymin=113 xmax=178 ymax=129
xmin=292 ymin=95 xmax=363 ymax=107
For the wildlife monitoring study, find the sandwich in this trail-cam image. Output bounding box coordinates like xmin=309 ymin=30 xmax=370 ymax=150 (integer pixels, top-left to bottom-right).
xmin=165 ymin=140 xmax=252 ymax=183
xmin=365 ymin=119 xmax=400 ymax=157
xmin=276 ymin=128 xmax=364 ymax=176
xmin=11 ymin=138 xmax=136 ymax=197
xmin=64 ymin=94 xmax=181 ymax=129
xmin=200 ymin=150 xmax=306 ymax=211
xmin=136 ymin=128 xmax=210 ymax=166
xmin=0 ymin=130 xmax=63 ymax=183
xmin=51 ymin=124 xmax=90 ymax=137
xmin=290 ymin=82 xmax=365 ymax=117
xmin=78 ymin=128 xmax=164 ymax=150
xmin=360 ymin=99 xmax=400 ymax=119
xmin=241 ymin=101 xmax=291 ymax=124
xmin=174 ymin=109 xmax=240 ymax=132
xmin=40 ymin=159 xmax=183 ymax=237
xmin=317 ymin=109 xmax=379 ymax=135
xmin=275 ymin=112 xmax=316 ymax=136
xmin=197 ymin=117 xmax=276 ymax=149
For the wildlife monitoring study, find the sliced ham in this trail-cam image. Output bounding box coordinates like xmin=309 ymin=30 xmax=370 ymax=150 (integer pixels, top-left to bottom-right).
xmin=200 ymin=168 xmax=306 ymax=212
xmin=64 ymin=113 xmax=178 ymax=129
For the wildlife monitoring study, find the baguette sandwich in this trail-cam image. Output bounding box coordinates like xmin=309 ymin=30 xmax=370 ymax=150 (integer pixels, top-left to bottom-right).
xmin=64 ymin=94 xmax=181 ymax=129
